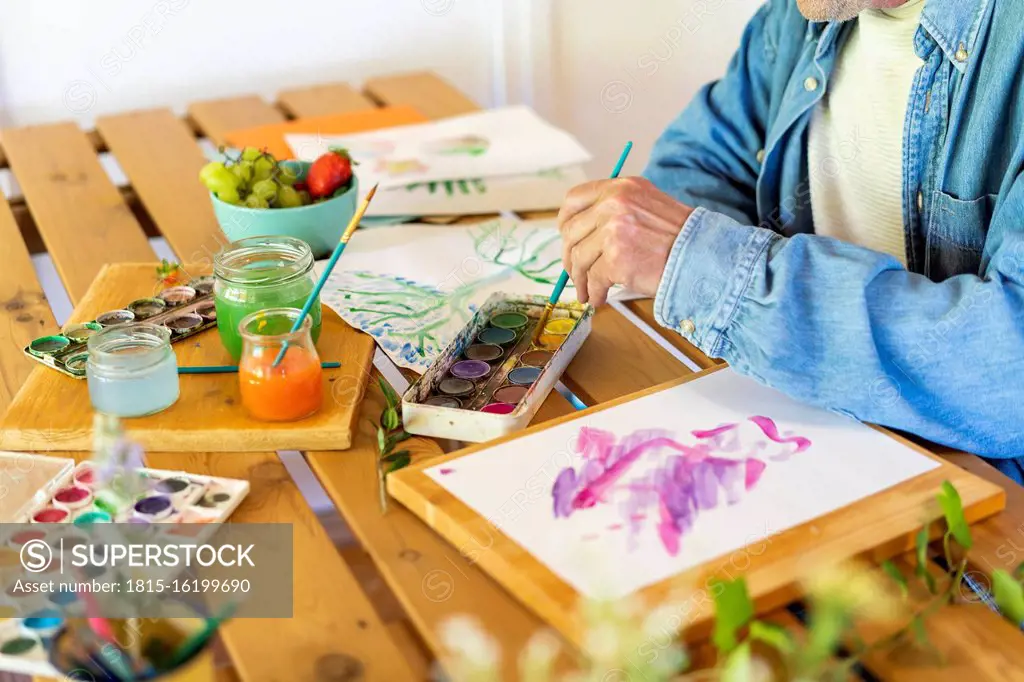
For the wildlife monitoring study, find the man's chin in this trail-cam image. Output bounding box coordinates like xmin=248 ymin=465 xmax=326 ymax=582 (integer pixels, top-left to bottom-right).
xmin=796 ymin=0 xmax=864 ymax=21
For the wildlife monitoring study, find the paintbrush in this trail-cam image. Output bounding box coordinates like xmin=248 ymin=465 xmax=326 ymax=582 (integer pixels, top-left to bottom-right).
xmin=163 ymin=601 xmax=237 ymax=670
xmin=179 ymin=361 xmax=341 ymax=374
xmin=273 ymin=183 xmax=379 ymax=367
xmin=532 ymin=141 xmax=633 ymax=345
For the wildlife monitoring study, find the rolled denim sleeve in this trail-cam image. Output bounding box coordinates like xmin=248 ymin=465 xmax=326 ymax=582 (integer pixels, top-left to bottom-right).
xmin=654 ymin=208 xmax=777 ymax=356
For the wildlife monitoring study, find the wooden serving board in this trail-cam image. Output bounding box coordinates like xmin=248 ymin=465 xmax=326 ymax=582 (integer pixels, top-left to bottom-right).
xmin=388 ymin=366 xmax=1007 ymax=650
xmin=0 ymin=263 xmax=375 ymax=452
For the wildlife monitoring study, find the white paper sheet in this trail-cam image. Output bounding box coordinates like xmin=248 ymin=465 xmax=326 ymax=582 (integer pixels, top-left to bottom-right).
xmin=424 ymin=369 xmax=938 ymax=599
xmin=318 ymin=219 xmax=568 ymax=372
xmin=365 ymin=166 xmax=588 ymax=217
xmin=286 ymin=105 xmax=592 ymax=190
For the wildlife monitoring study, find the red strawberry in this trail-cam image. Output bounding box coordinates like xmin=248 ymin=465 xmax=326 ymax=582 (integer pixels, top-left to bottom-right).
xmin=307 ymin=148 xmax=354 ymax=198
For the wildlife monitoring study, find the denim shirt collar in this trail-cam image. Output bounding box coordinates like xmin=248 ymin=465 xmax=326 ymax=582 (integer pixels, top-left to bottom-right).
xmin=810 ymin=0 xmax=991 ymax=74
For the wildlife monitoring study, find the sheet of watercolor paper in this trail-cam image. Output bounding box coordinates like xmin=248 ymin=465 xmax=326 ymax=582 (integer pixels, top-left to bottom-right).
xmin=363 ymin=166 xmax=588 ymax=217
xmin=285 ymin=105 xmax=591 ymax=190
xmin=424 ymin=369 xmax=939 ymax=598
xmin=317 ymin=219 xmax=569 ymax=372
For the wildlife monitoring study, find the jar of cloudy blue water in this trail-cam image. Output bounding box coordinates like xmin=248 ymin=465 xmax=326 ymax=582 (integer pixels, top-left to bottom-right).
xmin=86 ymin=324 xmax=179 ymax=417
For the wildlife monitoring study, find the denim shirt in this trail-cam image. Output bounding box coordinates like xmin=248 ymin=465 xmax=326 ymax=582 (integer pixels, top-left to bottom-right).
xmin=643 ymin=0 xmax=1024 ymax=483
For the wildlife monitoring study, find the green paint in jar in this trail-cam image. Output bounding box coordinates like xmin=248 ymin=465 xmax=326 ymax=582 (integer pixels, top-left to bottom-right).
xmin=213 ymin=236 xmax=322 ymax=360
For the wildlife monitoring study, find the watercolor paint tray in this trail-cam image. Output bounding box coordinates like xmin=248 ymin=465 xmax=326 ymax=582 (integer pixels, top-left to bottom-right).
xmin=22 ymin=276 xmax=217 ymax=379
xmin=390 ymin=367 xmax=1006 ymax=650
xmin=0 ymin=458 xmax=249 ymax=677
xmin=402 ymin=292 xmax=593 ymax=442
xmin=0 ymin=264 xmax=375 ymax=452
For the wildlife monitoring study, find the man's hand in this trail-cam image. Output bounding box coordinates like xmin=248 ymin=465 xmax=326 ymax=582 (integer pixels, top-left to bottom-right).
xmin=557 ymin=177 xmax=694 ymax=306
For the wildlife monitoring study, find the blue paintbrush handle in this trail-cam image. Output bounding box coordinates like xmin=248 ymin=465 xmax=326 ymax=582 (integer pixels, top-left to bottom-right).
xmin=548 ymin=271 xmax=570 ymax=305
xmin=546 ymin=141 xmax=633 ymax=308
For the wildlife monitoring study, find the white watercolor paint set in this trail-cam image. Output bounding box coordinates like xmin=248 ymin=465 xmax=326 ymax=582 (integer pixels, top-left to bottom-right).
xmin=402 ymin=293 xmax=593 ymax=442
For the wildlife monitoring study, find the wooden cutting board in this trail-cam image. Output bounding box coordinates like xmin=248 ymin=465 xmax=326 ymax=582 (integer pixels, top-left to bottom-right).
xmin=0 ymin=263 xmax=375 ymax=452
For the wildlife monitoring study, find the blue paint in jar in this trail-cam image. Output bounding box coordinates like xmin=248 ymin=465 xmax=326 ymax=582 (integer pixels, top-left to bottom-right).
xmin=86 ymin=324 xmax=179 ymax=417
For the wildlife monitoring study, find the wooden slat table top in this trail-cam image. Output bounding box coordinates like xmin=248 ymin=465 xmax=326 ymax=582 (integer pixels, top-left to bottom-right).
xmin=278 ymin=83 xmax=377 ymax=118
xmin=364 ymin=72 xmax=480 ymax=121
xmin=306 ymin=375 xmax=580 ymax=681
xmin=0 ymin=194 xmax=56 ymax=411
xmin=0 ymin=122 xmax=154 ymax=302
xmin=96 ymin=108 xmax=222 ymax=262
xmin=145 ymin=451 xmax=419 ymax=682
xmin=187 ymin=95 xmax=286 ymax=147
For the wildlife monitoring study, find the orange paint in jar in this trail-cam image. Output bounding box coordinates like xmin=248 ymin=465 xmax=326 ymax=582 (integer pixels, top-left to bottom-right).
xmin=237 ymin=307 xmax=323 ymax=421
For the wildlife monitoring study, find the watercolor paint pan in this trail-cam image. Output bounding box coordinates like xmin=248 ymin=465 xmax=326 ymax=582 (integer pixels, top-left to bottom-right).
xmin=0 ymin=457 xmax=250 ymax=678
xmin=403 ymin=292 xmax=592 ymax=442
xmin=15 ymin=461 xmax=250 ymax=525
xmin=22 ymin=277 xmax=218 ymax=380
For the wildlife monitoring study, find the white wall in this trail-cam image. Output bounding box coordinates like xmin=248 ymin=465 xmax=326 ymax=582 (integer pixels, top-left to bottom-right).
xmin=0 ymin=0 xmax=500 ymax=127
xmin=540 ymin=0 xmax=763 ymax=176
xmin=0 ymin=0 xmax=761 ymax=176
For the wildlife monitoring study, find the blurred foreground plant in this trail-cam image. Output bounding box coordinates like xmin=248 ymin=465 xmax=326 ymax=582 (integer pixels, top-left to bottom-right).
xmin=437 ymin=480 xmax=995 ymax=681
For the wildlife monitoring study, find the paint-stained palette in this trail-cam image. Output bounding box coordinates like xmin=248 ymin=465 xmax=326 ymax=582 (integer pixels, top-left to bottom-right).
xmin=0 ymin=458 xmax=249 ymax=677
xmin=23 ymin=276 xmax=216 ymax=379
xmin=403 ymin=293 xmax=593 ymax=442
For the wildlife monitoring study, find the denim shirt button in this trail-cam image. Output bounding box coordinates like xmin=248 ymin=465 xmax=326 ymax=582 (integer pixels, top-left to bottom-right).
xmin=679 ymin=320 xmax=696 ymax=335
xmin=803 ymin=77 xmax=819 ymax=92
xmin=756 ymin=149 xmax=767 ymax=164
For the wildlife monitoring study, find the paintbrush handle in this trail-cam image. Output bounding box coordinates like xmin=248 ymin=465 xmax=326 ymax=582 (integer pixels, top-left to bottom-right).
xmin=548 ymin=271 xmax=570 ymax=306
xmin=179 ymin=362 xmax=340 ymax=374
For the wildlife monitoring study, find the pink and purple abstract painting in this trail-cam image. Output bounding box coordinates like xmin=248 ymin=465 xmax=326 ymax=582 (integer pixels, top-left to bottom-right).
xmin=551 ymin=419 xmax=812 ymax=556
xmin=421 ymin=369 xmax=937 ymax=599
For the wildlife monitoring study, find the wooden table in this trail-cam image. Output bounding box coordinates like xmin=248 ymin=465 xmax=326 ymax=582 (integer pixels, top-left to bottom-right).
xmin=1 ymin=71 xmax=1023 ymax=681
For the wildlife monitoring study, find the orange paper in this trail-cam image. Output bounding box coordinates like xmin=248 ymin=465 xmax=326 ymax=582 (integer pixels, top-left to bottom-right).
xmin=224 ymin=105 xmax=428 ymax=160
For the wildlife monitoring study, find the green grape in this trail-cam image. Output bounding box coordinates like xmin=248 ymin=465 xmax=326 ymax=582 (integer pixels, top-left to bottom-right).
xmin=241 ymin=147 xmax=262 ymax=162
xmin=276 ymin=185 xmax=302 ymax=208
xmin=251 ymin=179 xmax=278 ymax=203
xmin=244 ymin=194 xmax=269 ymax=209
xmin=199 ymin=161 xmax=228 ymax=187
xmin=253 ymin=156 xmax=274 ymax=182
xmin=230 ymin=163 xmax=253 ymax=190
xmin=204 ymin=167 xmax=242 ymax=203
xmin=298 ymin=190 xmax=312 ymax=205
xmin=277 ymin=163 xmax=300 ymax=186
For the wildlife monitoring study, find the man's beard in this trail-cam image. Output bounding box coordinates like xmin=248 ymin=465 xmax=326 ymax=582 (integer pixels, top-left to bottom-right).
xmin=796 ymin=0 xmax=877 ymax=21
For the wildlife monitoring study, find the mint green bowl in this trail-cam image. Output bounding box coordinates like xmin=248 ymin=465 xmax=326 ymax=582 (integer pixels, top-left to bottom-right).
xmin=210 ymin=163 xmax=358 ymax=259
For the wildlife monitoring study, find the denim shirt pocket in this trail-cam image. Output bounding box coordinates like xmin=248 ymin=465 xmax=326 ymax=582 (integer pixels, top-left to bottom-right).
xmin=925 ymin=191 xmax=995 ymax=277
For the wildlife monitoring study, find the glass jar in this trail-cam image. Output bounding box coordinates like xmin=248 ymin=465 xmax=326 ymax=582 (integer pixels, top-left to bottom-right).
xmin=214 ymin=236 xmax=322 ymax=361
xmin=238 ymin=308 xmax=323 ymax=421
xmin=86 ymin=324 xmax=179 ymax=417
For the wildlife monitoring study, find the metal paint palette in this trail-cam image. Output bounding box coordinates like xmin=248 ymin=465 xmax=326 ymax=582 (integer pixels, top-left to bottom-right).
xmin=405 ymin=293 xmax=593 ymax=442
xmin=23 ymin=277 xmax=219 ymax=379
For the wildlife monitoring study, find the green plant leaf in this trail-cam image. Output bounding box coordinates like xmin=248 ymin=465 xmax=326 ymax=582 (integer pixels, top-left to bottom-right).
xmin=915 ymin=525 xmax=937 ymax=594
xmin=720 ymin=641 xmax=751 ymax=682
xmin=385 ymin=431 xmax=411 ymax=452
xmin=1015 ymin=563 xmax=1024 ymax=580
xmin=377 ymin=427 xmax=387 ymax=455
xmin=880 ymin=560 xmax=909 ymax=597
xmin=379 ymin=377 xmax=401 ymax=408
xmin=937 ymin=480 xmax=973 ymax=550
xmin=386 ymin=453 xmax=411 ymax=473
xmin=383 ymin=450 xmax=411 ymax=462
xmin=711 ymin=578 xmax=754 ymax=654
xmin=748 ymin=620 xmax=794 ymax=655
xmin=910 ymin=615 xmax=930 ymax=647
xmin=993 ymin=569 xmax=1024 ymax=624
xmin=382 ymin=407 xmax=399 ymax=431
